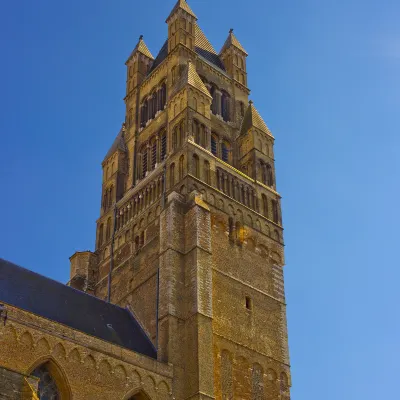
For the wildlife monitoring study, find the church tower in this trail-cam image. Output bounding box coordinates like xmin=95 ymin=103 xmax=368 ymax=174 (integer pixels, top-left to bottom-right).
xmin=70 ymin=1 xmax=291 ymax=399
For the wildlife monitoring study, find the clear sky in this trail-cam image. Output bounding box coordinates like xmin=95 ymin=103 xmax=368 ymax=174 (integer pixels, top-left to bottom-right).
xmin=0 ymin=0 xmax=399 ymax=398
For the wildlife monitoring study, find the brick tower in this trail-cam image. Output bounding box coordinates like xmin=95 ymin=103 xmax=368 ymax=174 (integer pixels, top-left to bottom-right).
xmin=70 ymin=1 xmax=291 ymax=399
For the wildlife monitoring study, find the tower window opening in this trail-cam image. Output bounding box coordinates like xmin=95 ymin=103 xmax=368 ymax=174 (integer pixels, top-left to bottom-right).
xmin=142 ymin=151 xmax=148 ymax=178
xmin=272 ymin=200 xmax=279 ymax=224
xmin=221 ymin=141 xmax=230 ymax=163
xmin=193 ymin=154 xmax=200 ymax=178
xmin=161 ymin=133 xmax=167 ymax=160
xmin=245 ymin=296 xmax=252 ymax=310
xmin=203 ymin=160 xmax=210 ymax=185
xmin=211 ymin=135 xmax=218 ymax=156
xmin=179 ymin=155 xmax=185 ymax=179
xmin=172 ymin=128 xmax=178 ymax=150
xmin=170 ymin=163 xmax=175 ymax=188
xmin=151 ymin=142 xmax=157 ymax=169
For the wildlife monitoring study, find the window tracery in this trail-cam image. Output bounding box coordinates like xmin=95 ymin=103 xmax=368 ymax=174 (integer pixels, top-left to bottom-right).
xmin=32 ymin=363 xmax=60 ymax=400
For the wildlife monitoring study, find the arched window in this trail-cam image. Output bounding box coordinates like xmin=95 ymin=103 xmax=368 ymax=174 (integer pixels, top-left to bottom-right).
xmin=32 ymin=363 xmax=61 ymax=400
xmin=178 ymin=122 xmax=183 ymax=147
xmin=252 ymin=364 xmax=264 ymax=400
xmin=141 ymin=147 xmax=148 ymax=178
xmin=193 ymin=97 xmax=198 ymax=111
xmin=240 ymin=101 xmax=245 ymax=117
xmin=272 ymin=200 xmax=279 ymax=224
xmin=172 ymin=127 xmax=178 ymax=151
xmin=103 ymin=192 xmax=108 ymax=211
xmin=280 ymin=372 xmax=289 ymax=395
xmin=153 ymin=92 xmax=158 ymax=117
xmin=203 ymin=160 xmax=210 ymax=184
xmin=192 ymin=154 xmax=200 ymax=178
xmin=261 ymin=162 xmax=267 ymax=184
xmin=106 ymin=217 xmax=111 ymax=240
xmin=160 ymin=131 xmax=167 ymax=160
xmin=109 ymin=186 xmax=114 ymax=208
xmin=148 ymin=94 xmax=153 ymax=120
xmin=151 ymin=140 xmax=157 ymax=169
xmin=221 ymin=91 xmax=230 ymax=122
xmin=135 ymin=236 xmax=140 ymax=252
xmin=194 ymin=120 xmax=200 ymax=144
xmin=141 ymin=100 xmax=148 ymax=127
xmin=170 ymin=163 xmax=175 ymax=188
xmin=266 ymin=163 xmax=274 ymax=187
xmin=210 ymin=85 xmax=217 ymax=114
xmin=140 ymin=231 xmax=145 ymax=248
xmin=221 ymin=141 xmax=230 ymax=163
xmin=262 ymin=194 xmax=268 ymax=217
xmin=235 ymin=55 xmax=239 ymax=66
xmin=161 ymin=82 xmax=167 ymax=109
xmin=211 ymin=134 xmax=218 ymax=156
xmin=98 ymin=224 xmax=104 ymax=248
xmin=179 ymin=155 xmax=185 ymax=179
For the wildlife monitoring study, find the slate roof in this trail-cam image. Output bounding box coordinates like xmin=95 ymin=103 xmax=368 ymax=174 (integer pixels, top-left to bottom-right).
xmin=103 ymin=128 xmax=127 ymax=163
xmin=220 ymin=30 xmax=248 ymax=56
xmin=241 ymin=101 xmax=273 ymax=137
xmin=149 ymin=40 xmax=168 ymax=74
xmin=174 ymin=61 xmax=212 ymax=98
xmin=127 ymin=36 xmax=154 ymax=63
xmin=166 ymin=0 xmax=197 ymax=22
xmin=0 ymin=258 xmax=157 ymax=359
xmin=195 ymin=24 xmax=226 ymax=71
xmin=147 ymin=24 xmax=226 ymax=77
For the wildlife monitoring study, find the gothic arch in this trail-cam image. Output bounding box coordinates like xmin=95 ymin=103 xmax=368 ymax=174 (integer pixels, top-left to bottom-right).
xmin=20 ymin=331 xmax=34 ymax=349
xmin=52 ymin=343 xmax=67 ymax=359
xmin=28 ymin=356 xmax=72 ymax=400
xmin=122 ymin=388 xmax=152 ymax=400
xmin=36 ymin=337 xmax=51 ymax=353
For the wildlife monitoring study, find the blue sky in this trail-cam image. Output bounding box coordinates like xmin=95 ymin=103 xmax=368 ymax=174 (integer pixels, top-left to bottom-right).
xmin=0 ymin=0 xmax=399 ymax=398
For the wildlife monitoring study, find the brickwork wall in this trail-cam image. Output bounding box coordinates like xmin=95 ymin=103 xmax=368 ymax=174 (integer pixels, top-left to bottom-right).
xmin=0 ymin=306 xmax=173 ymax=400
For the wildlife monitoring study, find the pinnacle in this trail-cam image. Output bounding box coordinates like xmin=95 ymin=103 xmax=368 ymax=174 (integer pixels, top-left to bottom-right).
xmin=166 ymin=0 xmax=197 ymax=22
xmin=126 ymin=35 xmax=154 ymax=63
xmin=241 ymin=101 xmax=273 ymax=138
xmin=220 ymin=29 xmax=248 ymax=56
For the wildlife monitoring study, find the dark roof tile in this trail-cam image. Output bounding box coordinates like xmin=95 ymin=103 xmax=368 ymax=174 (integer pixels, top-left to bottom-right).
xmin=0 ymin=258 xmax=157 ymax=359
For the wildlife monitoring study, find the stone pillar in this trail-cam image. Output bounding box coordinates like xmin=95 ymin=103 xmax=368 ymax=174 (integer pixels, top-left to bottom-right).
xmin=159 ymin=191 xmax=215 ymax=400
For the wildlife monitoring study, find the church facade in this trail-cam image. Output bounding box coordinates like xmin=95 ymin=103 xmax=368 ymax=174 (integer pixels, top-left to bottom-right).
xmin=0 ymin=1 xmax=291 ymax=399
